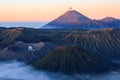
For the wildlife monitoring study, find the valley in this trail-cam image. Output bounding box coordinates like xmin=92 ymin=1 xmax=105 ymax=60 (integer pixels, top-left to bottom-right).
xmin=0 ymin=8 xmax=120 ymax=80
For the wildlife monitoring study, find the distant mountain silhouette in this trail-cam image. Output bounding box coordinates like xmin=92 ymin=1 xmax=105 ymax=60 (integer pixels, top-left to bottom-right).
xmin=42 ymin=10 xmax=109 ymax=29
xmin=101 ymin=17 xmax=118 ymax=22
xmin=100 ymin=17 xmax=120 ymax=28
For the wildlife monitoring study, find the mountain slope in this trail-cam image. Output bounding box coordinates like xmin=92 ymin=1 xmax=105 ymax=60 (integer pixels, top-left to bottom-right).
xmin=62 ymin=28 xmax=120 ymax=59
xmin=0 ymin=27 xmax=7 ymax=32
xmin=0 ymin=27 xmax=120 ymax=62
xmin=33 ymin=46 xmax=117 ymax=74
xmin=100 ymin=17 xmax=120 ymax=28
xmin=42 ymin=10 xmax=109 ymax=29
xmin=0 ymin=41 xmax=56 ymax=63
xmin=42 ymin=10 xmax=90 ymax=29
xmin=0 ymin=28 xmax=23 ymax=48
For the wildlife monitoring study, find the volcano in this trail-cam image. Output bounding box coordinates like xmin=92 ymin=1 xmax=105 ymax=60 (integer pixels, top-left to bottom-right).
xmin=62 ymin=28 xmax=120 ymax=59
xmin=33 ymin=46 xmax=117 ymax=74
xmin=42 ymin=10 xmax=108 ymax=29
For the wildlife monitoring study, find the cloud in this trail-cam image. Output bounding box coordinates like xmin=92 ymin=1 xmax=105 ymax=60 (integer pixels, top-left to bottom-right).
xmin=0 ymin=61 xmax=120 ymax=80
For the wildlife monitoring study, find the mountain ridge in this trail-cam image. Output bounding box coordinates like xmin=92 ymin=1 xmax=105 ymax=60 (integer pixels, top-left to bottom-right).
xmin=42 ymin=10 xmax=120 ymax=29
xmin=33 ymin=46 xmax=118 ymax=74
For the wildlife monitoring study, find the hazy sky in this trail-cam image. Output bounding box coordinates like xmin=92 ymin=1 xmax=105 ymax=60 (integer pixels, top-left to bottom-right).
xmin=0 ymin=0 xmax=120 ymax=22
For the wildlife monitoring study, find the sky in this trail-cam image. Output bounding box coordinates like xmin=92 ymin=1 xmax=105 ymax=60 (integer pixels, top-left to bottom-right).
xmin=0 ymin=0 xmax=120 ymax=22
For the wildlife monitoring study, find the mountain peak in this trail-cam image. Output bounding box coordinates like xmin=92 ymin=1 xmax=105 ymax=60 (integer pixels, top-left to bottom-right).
xmin=102 ymin=17 xmax=118 ymax=22
xmin=65 ymin=10 xmax=80 ymax=15
xmin=42 ymin=10 xmax=115 ymax=29
xmin=56 ymin=10 xmax=91 ymax=22
xmin=42 ymin=10 xmax=91 ymax=29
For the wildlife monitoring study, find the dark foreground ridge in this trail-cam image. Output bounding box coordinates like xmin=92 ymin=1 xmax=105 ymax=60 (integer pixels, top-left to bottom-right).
xmin=33 ymin=46 xmax=118 ymax=74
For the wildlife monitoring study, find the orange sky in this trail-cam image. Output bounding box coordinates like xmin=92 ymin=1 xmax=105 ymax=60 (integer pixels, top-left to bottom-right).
xmin=0 ymin=0 xmax=120 ymax=22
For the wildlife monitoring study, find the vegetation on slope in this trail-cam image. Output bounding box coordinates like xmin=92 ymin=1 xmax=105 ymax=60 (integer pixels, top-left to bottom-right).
xmin=0 ymin=28 xmax=23 ymax=48
xmin=62 ymin=28 xmax=120 ymax=59
xmin=33 ymin=46 xmax=117 ymax=74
